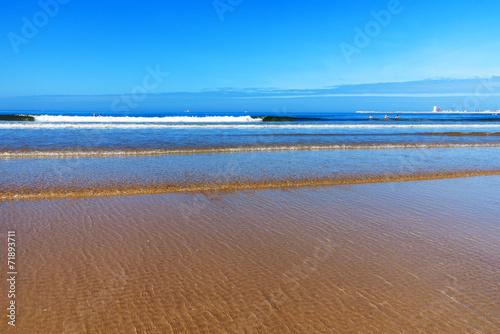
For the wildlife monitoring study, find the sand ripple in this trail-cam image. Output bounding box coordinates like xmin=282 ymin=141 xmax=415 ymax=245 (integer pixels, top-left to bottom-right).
xmin=0 ymin=177 xmax=499 ymax=332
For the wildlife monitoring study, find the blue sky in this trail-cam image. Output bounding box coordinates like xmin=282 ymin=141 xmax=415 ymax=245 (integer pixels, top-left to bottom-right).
xmin=1 ymin=0 xmax=500 ymax=112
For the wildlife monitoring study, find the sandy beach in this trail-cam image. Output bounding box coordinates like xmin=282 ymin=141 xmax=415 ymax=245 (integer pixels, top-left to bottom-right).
xmin=3 ymin=0 xmax=500 ymax=332
xmin=1 ymin=176 xmax=499 ymax=333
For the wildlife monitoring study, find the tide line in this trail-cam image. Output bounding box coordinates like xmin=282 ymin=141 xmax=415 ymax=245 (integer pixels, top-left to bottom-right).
xmin=2 ymin=143 xmax=499 ymax=159
xmin=1 ymin=170 xmax=498 ymax=201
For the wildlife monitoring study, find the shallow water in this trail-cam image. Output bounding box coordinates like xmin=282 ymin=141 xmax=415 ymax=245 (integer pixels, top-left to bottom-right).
xmin=1 ymin=147 xmax=499 ymax=200
xmin=1 ymin=177 xmax=499 ymax=333
xmin=2 ymin=111 xmax=499 ymax=200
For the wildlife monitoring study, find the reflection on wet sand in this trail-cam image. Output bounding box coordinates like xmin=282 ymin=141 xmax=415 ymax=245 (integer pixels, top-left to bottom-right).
xmin=1 ymin=176 xmax=499 ymax=333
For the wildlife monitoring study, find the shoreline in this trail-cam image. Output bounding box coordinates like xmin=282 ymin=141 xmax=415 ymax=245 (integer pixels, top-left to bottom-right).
xmin=2 ymin=142 xmax=500 ymax=159
xmin=2 ymin=169 xmax=498 ymax=201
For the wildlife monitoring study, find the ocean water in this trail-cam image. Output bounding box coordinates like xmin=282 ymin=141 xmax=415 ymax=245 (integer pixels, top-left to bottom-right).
xmin=1 ymin=111 xmax=500 ymax=154
xmin=0 ymin=110 xmax=499 ymax=199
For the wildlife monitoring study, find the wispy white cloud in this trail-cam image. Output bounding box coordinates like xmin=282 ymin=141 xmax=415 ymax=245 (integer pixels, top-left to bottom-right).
xmin=229 ymin=93 xmax=500 ymax=100
xmin=2 ymin=77 xmax=500 ymax=112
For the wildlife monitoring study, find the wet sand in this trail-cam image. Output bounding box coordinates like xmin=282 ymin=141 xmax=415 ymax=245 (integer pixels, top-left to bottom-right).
xmin=1 ymin=176 xmax=499 ymax=333
xmin=1 ymin=169 xmax=499 ymax=201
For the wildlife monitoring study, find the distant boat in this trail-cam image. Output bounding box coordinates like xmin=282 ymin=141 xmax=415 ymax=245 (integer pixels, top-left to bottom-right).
xmin=184 ymin=110 xmax=189 ymax=113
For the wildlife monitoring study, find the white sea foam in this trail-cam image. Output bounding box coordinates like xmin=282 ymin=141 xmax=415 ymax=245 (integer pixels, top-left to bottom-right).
xmin=33 ymin=115 xmax=260 ymax=123
xmin=1 ymin=123 xmax=500 ymax=130
xmin=1 ymin=143 xmax=499 ymax=159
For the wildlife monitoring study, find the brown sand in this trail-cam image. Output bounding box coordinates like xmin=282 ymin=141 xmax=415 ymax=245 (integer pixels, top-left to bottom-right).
xmin=1 ymin=176 xmax=499 ymax=333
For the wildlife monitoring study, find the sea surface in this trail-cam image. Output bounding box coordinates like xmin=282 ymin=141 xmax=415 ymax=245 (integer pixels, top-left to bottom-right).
xmin=0 ymin=110 xmax=499 ymax=199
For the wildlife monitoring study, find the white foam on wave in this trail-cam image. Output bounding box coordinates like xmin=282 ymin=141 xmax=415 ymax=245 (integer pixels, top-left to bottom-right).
xmin=33 ymin=115 xmax=260 ymax=123
xmin=2 ymin=143 xmax=499 ymax=159
xmin=1 ymin=123 xmax=500 ymax=130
